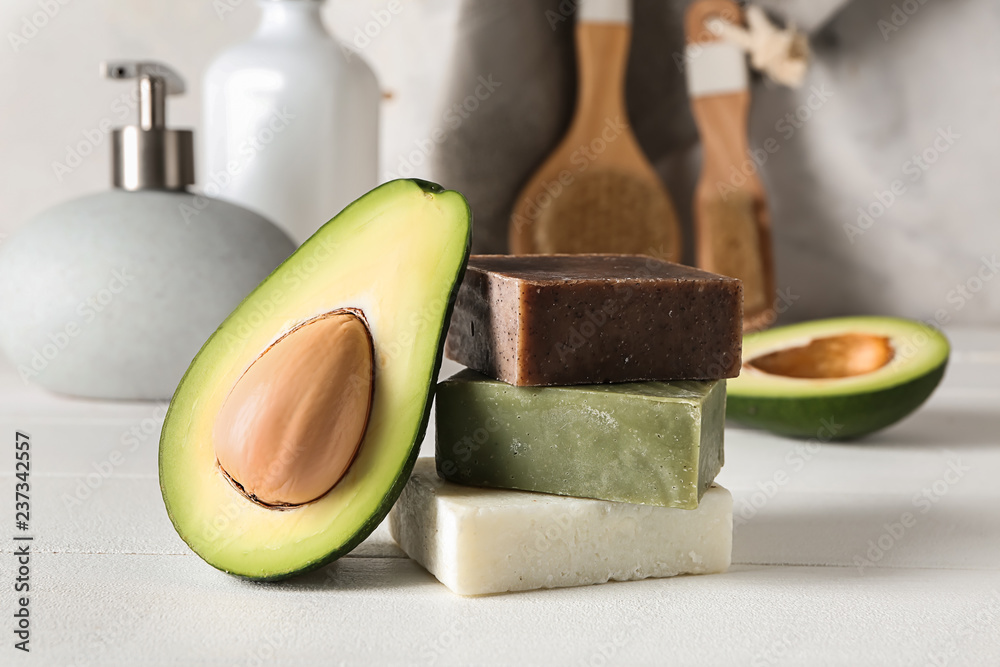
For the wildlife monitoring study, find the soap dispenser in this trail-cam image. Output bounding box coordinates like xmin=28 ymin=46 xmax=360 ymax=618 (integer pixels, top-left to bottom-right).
xmin=0 ymin=61 xmax=296 ymax=400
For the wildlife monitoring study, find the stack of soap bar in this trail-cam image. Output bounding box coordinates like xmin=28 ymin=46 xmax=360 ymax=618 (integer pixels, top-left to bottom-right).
xmin=436 ymin=369 xmax=726 ymax=508
xmin=388 ymin=459 xmax=733 ymax=596
xmin=445 ymin=254 xmax=743 ymax=386
xmin=390 ymin=254 xmax=740 ymax=594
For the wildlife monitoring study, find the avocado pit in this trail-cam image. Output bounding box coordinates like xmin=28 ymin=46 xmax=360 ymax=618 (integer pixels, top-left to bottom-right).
xmin=747 ymin=333 xmax=895 ymax=379
xmin=213 ymin=310 xmax=375 ymax=509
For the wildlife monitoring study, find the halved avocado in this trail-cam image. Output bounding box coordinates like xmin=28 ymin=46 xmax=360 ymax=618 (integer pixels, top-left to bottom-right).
xmin=727 ymin=317 xmax=949 ymax=440
xmin=159 ymin=179 xmax=471 ymax=580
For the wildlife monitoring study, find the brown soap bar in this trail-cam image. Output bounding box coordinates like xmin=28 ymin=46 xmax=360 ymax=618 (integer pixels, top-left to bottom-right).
xmin=445 ymin=254 xmax=743 ymax=386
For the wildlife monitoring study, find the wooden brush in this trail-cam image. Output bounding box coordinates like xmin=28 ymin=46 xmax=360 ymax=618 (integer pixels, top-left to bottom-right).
xmin=509 ymin=0 xmax=682 ymax=261
xmin=685 ymin=0 xmax=776 ymax=331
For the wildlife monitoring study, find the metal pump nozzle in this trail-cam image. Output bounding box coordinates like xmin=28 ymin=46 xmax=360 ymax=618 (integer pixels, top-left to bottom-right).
xmin=102 ymin=60 xmax=195 ymax=192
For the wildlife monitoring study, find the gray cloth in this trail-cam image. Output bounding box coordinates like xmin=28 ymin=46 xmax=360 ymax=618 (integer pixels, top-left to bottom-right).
xmin=434 ymin=0 xmax=697 ymax=259
xmin=433 ymin=0 xmax=1000 ymax=325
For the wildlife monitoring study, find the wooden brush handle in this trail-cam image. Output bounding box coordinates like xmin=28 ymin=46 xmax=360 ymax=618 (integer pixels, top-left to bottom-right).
xmin=686 ymin=0 xmax=776 ymax=331
xmin=685 ymin=0 xmax=741 ymax=47
xmin=508 ymin=0 xmax=683 ymax=261
xmin=574 ymin=0 xmax=632 ymax=128
xmin=686 ymin=1 xmax=761 ymax=202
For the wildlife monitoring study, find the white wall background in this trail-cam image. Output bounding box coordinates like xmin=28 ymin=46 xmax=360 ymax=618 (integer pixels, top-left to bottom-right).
xmin=1 ymin=0 xmax=460 ymax=231
xmin=2 ymin=0 xmax=998 ymax=325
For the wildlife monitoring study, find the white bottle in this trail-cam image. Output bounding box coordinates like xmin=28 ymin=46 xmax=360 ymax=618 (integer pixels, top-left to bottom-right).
xmin=204 ymin=0 xmax=380 ymax=244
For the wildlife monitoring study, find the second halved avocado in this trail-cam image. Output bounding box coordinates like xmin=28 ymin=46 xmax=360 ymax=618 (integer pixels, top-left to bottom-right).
xmin=159 ymin=179 xmax=472 ymax=580
xmin=727 ymin=317 xmax=949 ymax=440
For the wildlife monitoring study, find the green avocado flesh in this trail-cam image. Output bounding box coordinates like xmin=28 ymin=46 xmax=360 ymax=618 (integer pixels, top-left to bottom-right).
xmin=159 ymin=179 xmax=471 ymax=580
xmin=727 ymin=317 xmax=949 ymax=440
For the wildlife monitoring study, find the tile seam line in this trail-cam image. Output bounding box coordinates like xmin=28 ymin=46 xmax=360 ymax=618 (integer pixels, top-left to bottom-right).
xmin=723 ymin=488 xmax=1000 ymax=495
xmin=3 ymin=552 xmax=992 ymax=573
xmin=0 ymin=549 xmax=408 ymax=559
xmin=732 ymin=560 xmax=1000 ymax=572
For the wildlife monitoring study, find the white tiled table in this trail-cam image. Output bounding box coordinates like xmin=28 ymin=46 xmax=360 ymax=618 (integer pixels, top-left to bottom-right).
xmin=2 ymin=329 xmax=998 ymax=666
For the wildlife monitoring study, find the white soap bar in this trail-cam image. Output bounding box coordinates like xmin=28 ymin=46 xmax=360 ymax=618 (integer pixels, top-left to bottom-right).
xmin=388 ymin=459 xmax=733 ymax=596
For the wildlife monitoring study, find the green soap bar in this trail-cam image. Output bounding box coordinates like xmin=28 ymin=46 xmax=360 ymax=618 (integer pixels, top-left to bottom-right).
xmin=435 ymin=369 xmax=725 ymax=508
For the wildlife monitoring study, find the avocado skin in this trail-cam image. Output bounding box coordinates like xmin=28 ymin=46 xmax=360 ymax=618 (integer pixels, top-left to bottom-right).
xmin=412 ymin=178 xmax=446 ymax=194
xmin=726 ymin=361 xmax=947 ymax=441
xmin=241 ymin=190 xmax=471 ymax=582
xmin=252 ymin=210 xmax=472 ymax=582
xmin=159 ymin=180 xmax=472 ymax=582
